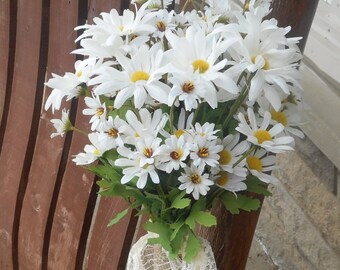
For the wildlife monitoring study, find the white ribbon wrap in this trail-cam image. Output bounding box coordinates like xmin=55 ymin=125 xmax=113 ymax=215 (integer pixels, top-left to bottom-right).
xmin=126 ymin=233 xmax=217 ymax=270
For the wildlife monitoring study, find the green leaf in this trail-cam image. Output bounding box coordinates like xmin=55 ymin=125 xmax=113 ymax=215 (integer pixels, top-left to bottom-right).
xmin=195 ymin=211 xmax=217 ymax=227
xmin=88 ymin=164 xmax=122 ymax=183
xmin=169 ymin=225 xmax=188 ymax=260
xmin=184 ymin=230 xmax=201 ymax=263
xmin=144 ymin=221 xmax=172 ymax=252
xmin=245 ymin=176 xmax=272 ymax=196
xmin=107 ymin=208 xmax=129 ymax=227
xmin=185 ymin=198 xmax=213 ymax=230
xmin=220 ymin=192 xmax=261 ymax=214
xmin=171 ymin=191 xmax=191 ymax=209
xmin=102 ymin=149 xmax=119 ymax=162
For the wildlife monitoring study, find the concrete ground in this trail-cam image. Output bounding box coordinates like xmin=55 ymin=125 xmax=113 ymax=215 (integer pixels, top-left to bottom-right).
xmin=245 ymin=138 xmax=340 ymax=270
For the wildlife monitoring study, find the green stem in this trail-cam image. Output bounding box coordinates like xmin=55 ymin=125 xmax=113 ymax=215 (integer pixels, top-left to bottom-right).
xmin=233 ymin=145 xmax=257 ymax=168
xmin=169 ymin=98 xmax=177 ymax=134
xmin=181 ymin=0 xmax=191 ymax=11
xmin=72 ymin=127 xmax=88 ymax=137
xmin=191 ymin=0 xmax=198 ymax=11
xmin=192 ymin=102 xmax=202 ymax=124
xmin=200 ymin=0 xmax=206 ymax=11
xmin=222 ymin=72 xmax=255 ymax=130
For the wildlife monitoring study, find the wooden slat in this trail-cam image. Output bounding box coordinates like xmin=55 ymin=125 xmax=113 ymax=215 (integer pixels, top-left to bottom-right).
xmin=17 ymin=0 xmax=79 ymax=269
xmin=84 ymin=197 xmax=131 ymax=269
xmin=46 ymin=115 xmax=94 ymax=270
xmin=0 ymin=1 xmax=43 ymax=269
xmin=0 ymin=0 xmax=10 ymax=123
xmin=82 ymin=1 xmax=141 ymax=269
xmin=45 ymin=0 xmax=128 ymax=268
xmin=270 ymin=0 xmax=319 ymax=52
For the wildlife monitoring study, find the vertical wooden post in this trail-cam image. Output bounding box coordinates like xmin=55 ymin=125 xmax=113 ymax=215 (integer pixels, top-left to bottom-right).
xmin=271 ymin=0 xmax=320 ymax=53
xmin=197 ymin=1 xmax=319 ymax=269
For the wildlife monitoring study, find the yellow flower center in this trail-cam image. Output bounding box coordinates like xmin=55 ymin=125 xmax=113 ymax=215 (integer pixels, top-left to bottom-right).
xmin=217 ymin=172 xmax=229 ymax=186
xmin=134 ymin=132 xmax=140 ymax=138
xmin=119 ymin=25 xmax=124 ymax=32
xmin=170 ymin=149 xmax=183 ymax=160
xmin=76 ymin=71 xmax=82 ymax=77
xmin=271 ymin=110 xmax=288 ymax=126
xmin=254 ymin=130 xmax=272 ymax=144
xmin=219 ymin=149 xmax=232 ymax=165
xmin=198 ymin=147 xmax=209 ymax=158
xmin=247 ymin=156 xmax=263 ymax=172
xmin=108 ymin=128 xmax=118 ymax=138
xmin=131 ymin=71 xmax=150 ymax=83
xmin=251 ymin=55 xmax=270 ymax=70
xmin=175 ymin=129 xmax=185 ymax=138
xmin=190 ymin=174 xmax=201 ymax=184
xmin=143 ymin=147 xmax=153 ymax=158
xmin=192 ymin=59 xmax=210 ymax=73
xmin=182 ymin=82 xmax=195 ymax=93
xmin=96 ymin=107 xmax=105 ymax=117
xmin=156 ymin=21 xmax=166 ymax=32
xmin=94 ymin=149 xmax=101 ymax=156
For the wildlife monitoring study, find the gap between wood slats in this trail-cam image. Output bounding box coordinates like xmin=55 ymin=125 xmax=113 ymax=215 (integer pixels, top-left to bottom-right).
xmin=11 ymin=1 xmax=51 ymax=269
xmin=0 ymin=0 xmax=17 ymax=154
xmin=75 ymin=176 xmax=99 ymax=270
xmin=41 ymin=0 xmax=88 ymax=268
xmin=41 ymin=100 xmax=79 ymax=270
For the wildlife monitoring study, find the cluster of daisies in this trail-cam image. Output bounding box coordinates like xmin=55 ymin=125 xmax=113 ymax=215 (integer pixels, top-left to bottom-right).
xmin=46 ymin=0 xmax=304 ymax=201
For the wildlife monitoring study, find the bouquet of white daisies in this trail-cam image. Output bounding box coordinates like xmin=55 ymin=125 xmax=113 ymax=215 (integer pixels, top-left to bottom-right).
xmin=45 ymin=0 xmax=304 ymax=263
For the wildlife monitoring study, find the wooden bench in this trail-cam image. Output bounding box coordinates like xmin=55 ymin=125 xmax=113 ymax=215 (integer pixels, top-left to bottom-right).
xmin=0 ymin=0 xmax=318 ymax=269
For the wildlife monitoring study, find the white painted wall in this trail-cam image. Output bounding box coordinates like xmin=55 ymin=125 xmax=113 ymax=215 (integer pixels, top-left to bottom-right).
xmin=301 ymin=0 xmax=340 ymax=170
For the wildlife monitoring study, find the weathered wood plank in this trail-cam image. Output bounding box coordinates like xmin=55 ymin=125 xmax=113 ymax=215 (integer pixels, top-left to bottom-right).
xmin=0 ymin=0 xmax=10 ymax=124
xmin=17 ymin=0 xmax=79 ymax=269
xmin=84 ymin=197 xmax=131 ymax=269
xmin=46 ymin=119 xmax=95 ymax=270
xmin=0 ymin=1 xmax=43 ymax=269
xmin=45 ymin=0 xmax=129 ymax=268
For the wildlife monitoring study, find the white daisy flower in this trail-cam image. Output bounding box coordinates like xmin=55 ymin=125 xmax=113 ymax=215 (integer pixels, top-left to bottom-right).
xmin=258 ymin=98 xmax=305 ymax=138
xmin=166 ymin=26 xmax=239 ymax=108
xmin=213 ymin=171 xmax=247 ymax=193
xmin=73 ymin=2 xmax=155 ymax=58
xmin=73 ymin=133 xmax=112 ymax=165
xmin=82 ymin=94 xmax=107 ymax=131
xmin=236 ymin=108 xmax=294 ymax=153
xmin=206 ymin=0 xmax=232 ymax=21
xmin=190 ymin=136 xmax=223 ymax=170
xmin=98 ymin=116 xmax=125 ymax=148
xmin=229 ymin=9 xmax=301 ymax=110
xmin=157 ymin=135 xmax=190 ymax=173
xmin=246 ymin=148 xmax=279 ymax=184
xmin=178 ymin=165 xmax=214 ymax=200
xmin=45 ymin=58 xmax=100 ymax=113
xmin=151 ymin=9 xmax=176 ymax=39
xmin=50 ymin=109 xmax=72 ymax=138
xmin=168 ymin=68 xmax=212 ymax=111
xmin=189 ymin=122 xmax=219 ymax=141
xmin=115 ymin=136 xmax=162 ymax=189
xmin=214 ymin=133 xmax=249 ymax=177
xmin=90 ymin=45 xmax=171 ymax=109
xmin=119 ymin=108 xmax=167 ymax=144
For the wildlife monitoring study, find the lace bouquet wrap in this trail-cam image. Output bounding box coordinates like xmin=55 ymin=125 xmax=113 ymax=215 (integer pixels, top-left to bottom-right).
xmin=127 ymin=233 xmax=217 ymax=270
xmin=44 ymin=0 xmax=303 ymax=267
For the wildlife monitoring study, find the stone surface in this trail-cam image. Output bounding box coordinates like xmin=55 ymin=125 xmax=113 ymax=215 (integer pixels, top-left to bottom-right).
xmin=246 ymin=138 xmax=340 ymax=270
